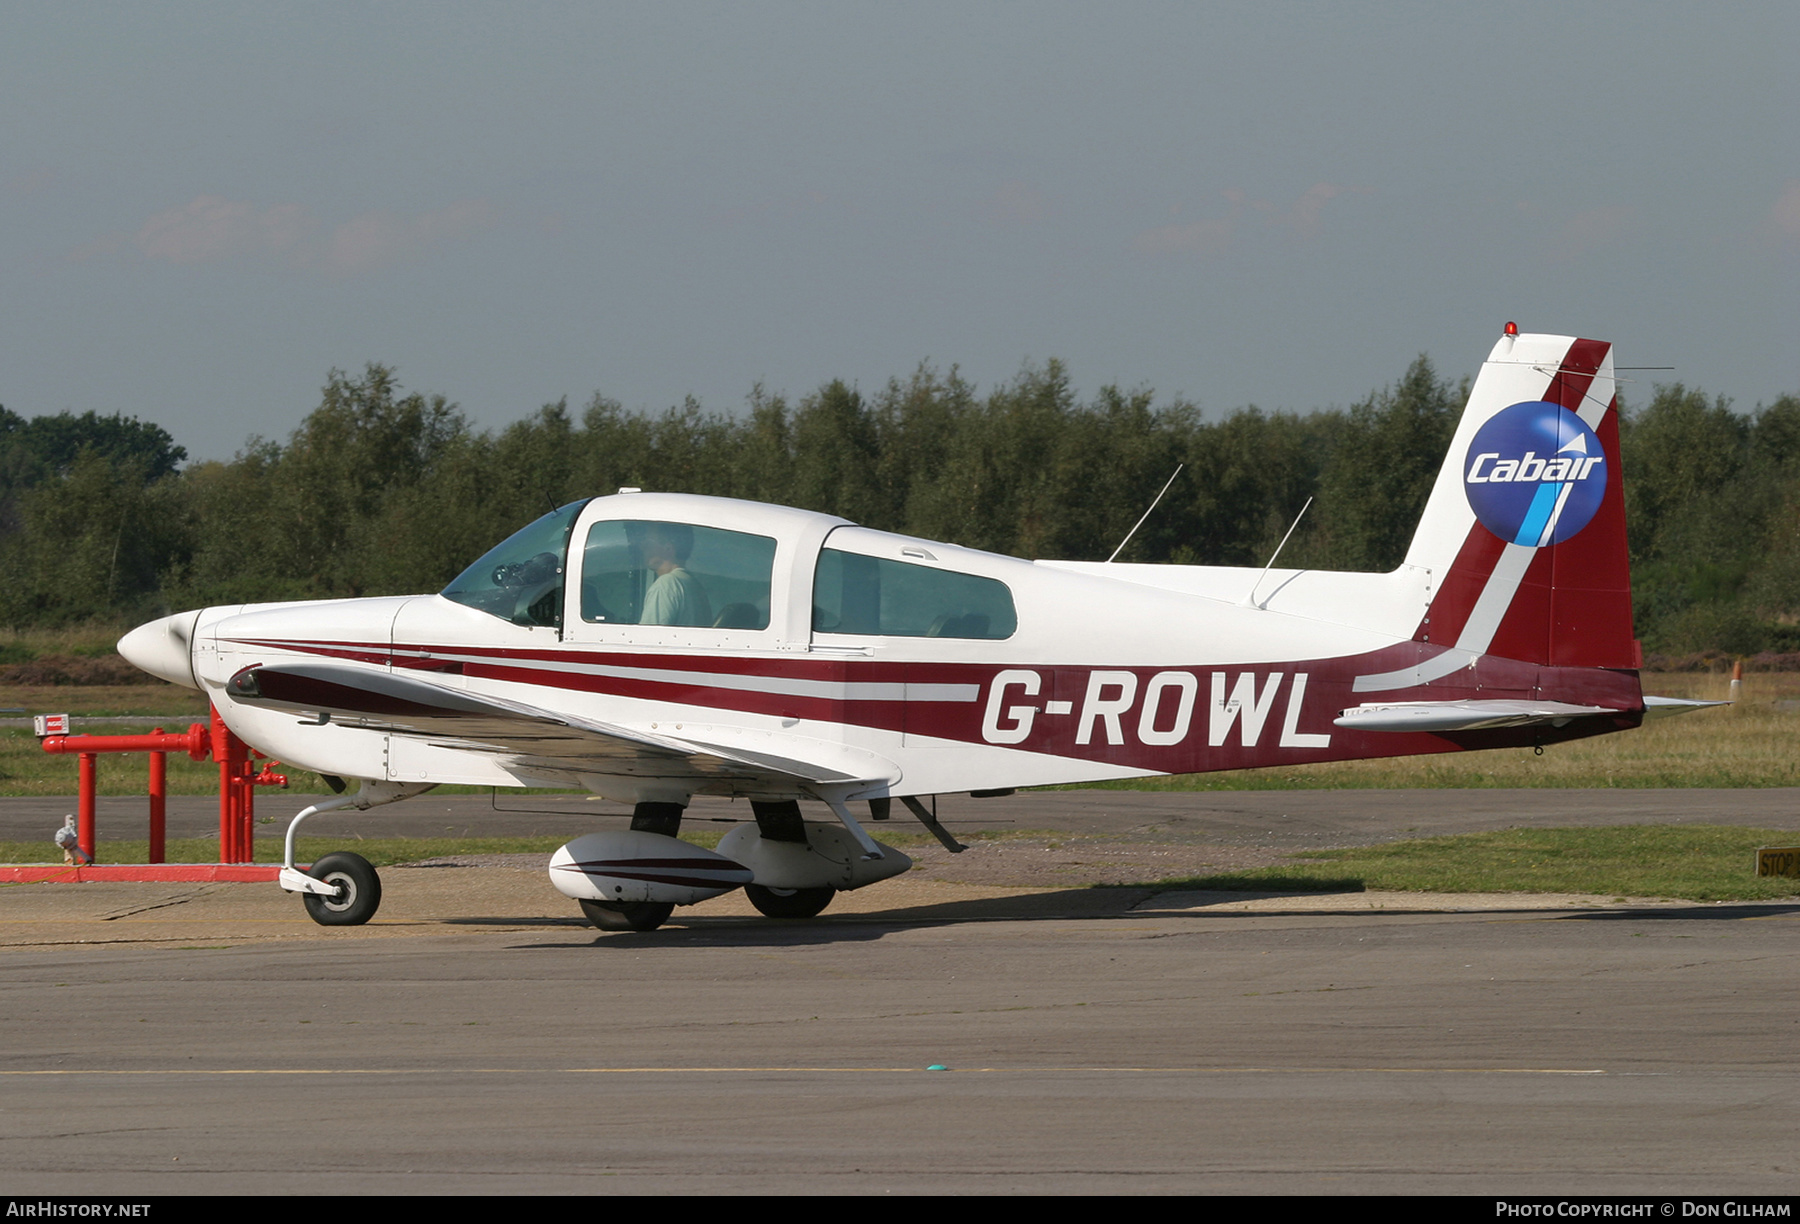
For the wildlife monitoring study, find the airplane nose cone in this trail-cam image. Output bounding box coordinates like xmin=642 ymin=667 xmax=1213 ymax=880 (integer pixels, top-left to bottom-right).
xmin=117 ymin=611 xmax=201 ymax=689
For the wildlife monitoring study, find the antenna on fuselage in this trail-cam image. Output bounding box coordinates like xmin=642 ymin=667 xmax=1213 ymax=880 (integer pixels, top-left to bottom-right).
xmin=1105 ymin=464 xmax=1184 ymax=564
xmin=1242 ymin=496 xmax=1313 ymax=609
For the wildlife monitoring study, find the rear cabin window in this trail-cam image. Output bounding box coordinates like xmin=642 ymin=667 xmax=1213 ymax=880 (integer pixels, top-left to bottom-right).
xmin=580 ymin=521 xmax=776 ymax=630
xmin=812 ymin=549 xmax=1017 ymax=639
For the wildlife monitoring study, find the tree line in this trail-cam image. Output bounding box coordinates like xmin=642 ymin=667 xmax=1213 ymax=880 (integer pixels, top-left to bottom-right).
xmin=2 ymin=359 xmax=1796 ymax=660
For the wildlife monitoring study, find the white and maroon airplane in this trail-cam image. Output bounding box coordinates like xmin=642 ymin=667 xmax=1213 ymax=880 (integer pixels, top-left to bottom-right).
xmin=118 ymin=326 xmax=1709 ymax=930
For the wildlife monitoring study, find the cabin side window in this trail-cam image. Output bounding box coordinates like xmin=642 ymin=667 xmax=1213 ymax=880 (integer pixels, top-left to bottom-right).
xmin=579 ymin=521 xmax=776 ymax=630
xmin=812 ymin=548 xmax=1017 ymax=639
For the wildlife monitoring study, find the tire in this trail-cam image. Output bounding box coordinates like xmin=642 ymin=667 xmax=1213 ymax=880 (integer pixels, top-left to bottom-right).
xmin=744 ymin=884 xmax=834 ymax=919
xmin=579 ymin=899 xmax=674 ymax=932
xmin=302 ymin=852 xmax=382 ymax=927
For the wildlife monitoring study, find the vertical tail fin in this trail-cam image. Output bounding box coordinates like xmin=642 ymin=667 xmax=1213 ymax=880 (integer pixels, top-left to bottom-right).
xmin=1400 ymin=329 xmax=1634 ymax=670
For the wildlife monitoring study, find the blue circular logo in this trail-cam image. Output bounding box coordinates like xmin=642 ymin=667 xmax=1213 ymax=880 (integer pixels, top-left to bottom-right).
xmin=1463 ymin=401 xmax=1607 ymax=547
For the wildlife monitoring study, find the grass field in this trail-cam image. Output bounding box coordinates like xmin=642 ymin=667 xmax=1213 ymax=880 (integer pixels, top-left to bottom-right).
xmin=0 ymin=623 xmax=136 ymax=663
xmin=1 ymin=682 xmax=230 ymax=797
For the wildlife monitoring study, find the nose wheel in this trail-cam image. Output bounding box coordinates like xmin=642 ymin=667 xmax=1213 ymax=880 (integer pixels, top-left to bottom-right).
xmin=301 ymin=852 xmax=382 ymax=926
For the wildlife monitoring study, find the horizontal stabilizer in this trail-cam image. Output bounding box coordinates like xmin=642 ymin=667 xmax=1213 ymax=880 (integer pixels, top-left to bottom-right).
xmin=1642 ymin=695 xmax=1731 ymax=719
xmin=1334 ymin=698 xmax=1622 ymax=733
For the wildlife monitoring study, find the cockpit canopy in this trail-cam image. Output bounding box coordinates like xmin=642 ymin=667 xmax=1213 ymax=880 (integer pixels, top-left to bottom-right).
xmin=441 ymin=495 xmax=1016 ymax=641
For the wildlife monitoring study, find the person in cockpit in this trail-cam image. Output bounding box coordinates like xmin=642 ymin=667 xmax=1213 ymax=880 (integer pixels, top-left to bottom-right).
xmin=631 ymin=521 xmax=714 ymax=627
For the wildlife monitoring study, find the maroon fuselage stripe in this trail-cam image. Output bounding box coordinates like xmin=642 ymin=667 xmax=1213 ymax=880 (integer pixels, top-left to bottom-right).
xmin=225 ymin=633 xmax=1644 ymax=774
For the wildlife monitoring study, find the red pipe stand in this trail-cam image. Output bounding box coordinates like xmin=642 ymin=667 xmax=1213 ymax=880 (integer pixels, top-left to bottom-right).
xmin=39 ymin=708 xmax=283 ymax=865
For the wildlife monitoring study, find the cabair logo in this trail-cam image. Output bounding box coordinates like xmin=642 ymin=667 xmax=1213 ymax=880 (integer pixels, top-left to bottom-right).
xmin=1463 ymin=400 xmax=1607 ymax=547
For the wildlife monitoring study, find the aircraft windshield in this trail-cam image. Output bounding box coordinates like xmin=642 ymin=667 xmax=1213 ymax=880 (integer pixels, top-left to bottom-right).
xmin=441 ymin=500 xmax=592 ymax=626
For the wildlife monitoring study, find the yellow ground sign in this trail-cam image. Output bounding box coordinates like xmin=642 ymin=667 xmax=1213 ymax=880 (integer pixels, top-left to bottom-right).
xmin=1755 ymin=846 xmax=1800 ymax=878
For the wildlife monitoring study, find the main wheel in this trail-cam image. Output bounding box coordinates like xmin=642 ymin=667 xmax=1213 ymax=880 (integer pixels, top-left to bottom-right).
xmin=302 ymin=852 xmax=382 ymax=926
xmin=744 ymin=883 xmax=834 ymax=919
xmin=579 ymin=899 xmax=674 ymax=932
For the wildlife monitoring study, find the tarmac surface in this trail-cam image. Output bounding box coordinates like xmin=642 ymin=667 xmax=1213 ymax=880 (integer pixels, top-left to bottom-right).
xmin=2 ymin=788 xmax=1797 ymax=1195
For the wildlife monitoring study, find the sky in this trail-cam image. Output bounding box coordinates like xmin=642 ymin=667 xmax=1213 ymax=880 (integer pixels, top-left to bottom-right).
xmin=4 ymin=2 xmax=1795 ymax=462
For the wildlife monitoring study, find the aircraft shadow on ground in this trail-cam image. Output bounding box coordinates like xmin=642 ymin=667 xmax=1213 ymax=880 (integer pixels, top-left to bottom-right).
xmin=446 ymin=887 xmax=1800 ymax=949
xmin=442 ymin=883 xmax=1403 ymax=949
xmin=1133 ymin=874 xmax=1368 ymax=894
xmin=1555 ymin=903 xmax=1800 ymax=923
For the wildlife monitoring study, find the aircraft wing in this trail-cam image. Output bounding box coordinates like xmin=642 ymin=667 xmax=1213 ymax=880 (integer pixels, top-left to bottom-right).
xmin=224 ymin=661 xmax=885 ymax=789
